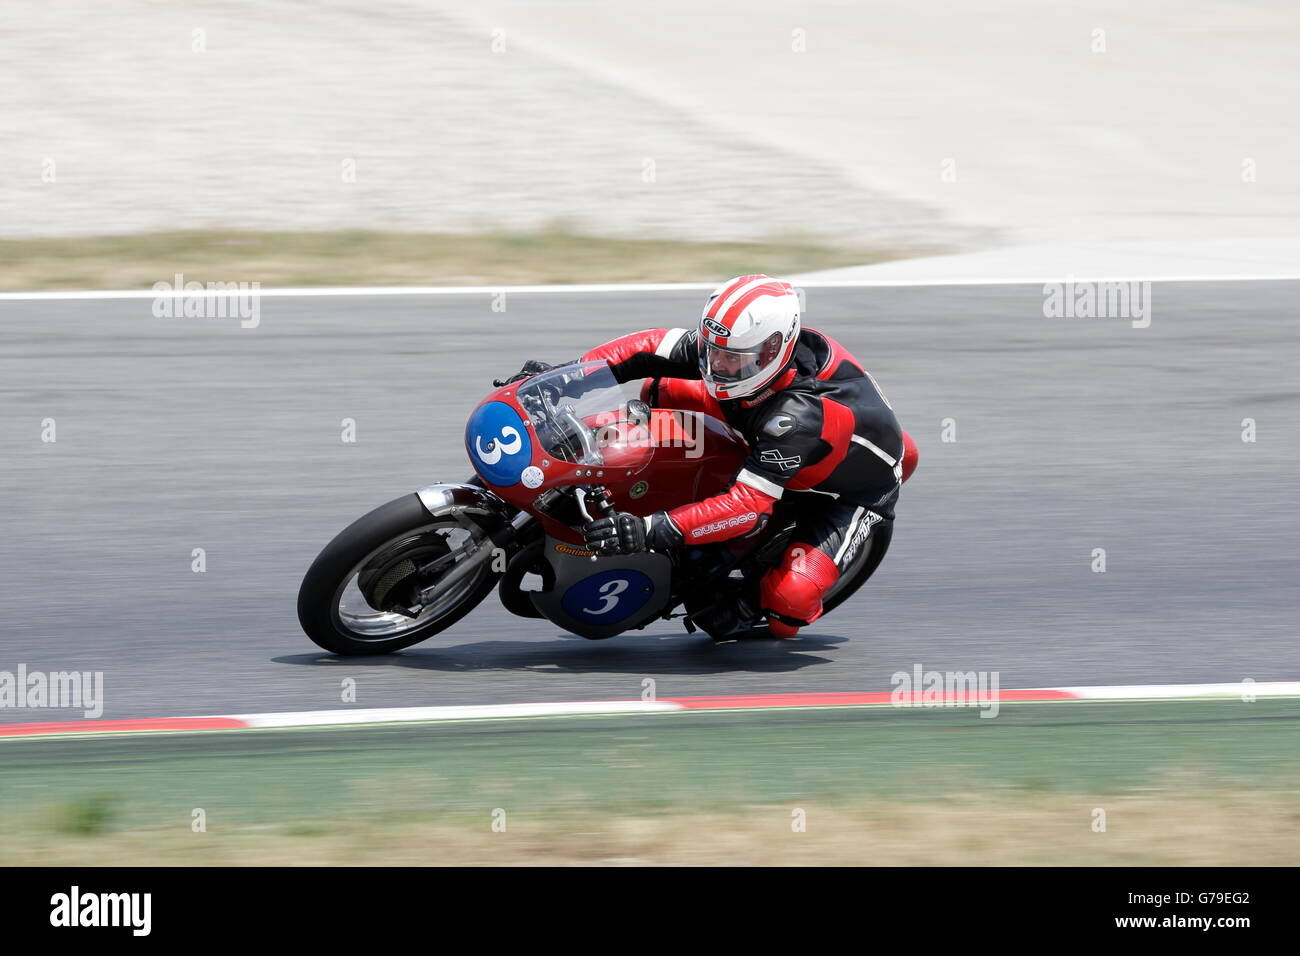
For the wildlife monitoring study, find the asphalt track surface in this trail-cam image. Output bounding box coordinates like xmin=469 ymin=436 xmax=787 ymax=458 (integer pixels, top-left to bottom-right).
xmin=2 ymin=281 xmax=1298 ymax=722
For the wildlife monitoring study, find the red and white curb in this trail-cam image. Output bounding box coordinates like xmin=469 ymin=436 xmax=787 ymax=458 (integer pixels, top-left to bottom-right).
xmin=1 ymin=681 xmax=1297 ymax=739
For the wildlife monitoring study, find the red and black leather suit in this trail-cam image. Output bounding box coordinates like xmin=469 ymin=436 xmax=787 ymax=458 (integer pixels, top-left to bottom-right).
xmin=583 ymin=326 xmax=908 ymax=637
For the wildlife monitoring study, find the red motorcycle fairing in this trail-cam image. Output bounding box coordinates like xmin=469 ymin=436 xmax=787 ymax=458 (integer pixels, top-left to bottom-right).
xmin=466 ymin=374 xmax=747 ymax=545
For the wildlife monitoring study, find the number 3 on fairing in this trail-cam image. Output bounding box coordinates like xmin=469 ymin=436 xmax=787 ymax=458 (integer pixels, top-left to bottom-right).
xmin=475 ymin=427 xmax=522 ymax=465
xmin=582 ymin=578 xmax=628 ymax=614
xmin=562 ymin=569 xmax=654 ymax=625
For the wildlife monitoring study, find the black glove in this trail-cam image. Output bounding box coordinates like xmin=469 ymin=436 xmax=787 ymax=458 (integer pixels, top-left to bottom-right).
xmin=493 ymin=359 xmax=556 ymax=388
xmin=583 ymin=512 xmax=647 ymax=556
xmin=583 ymin=511 xmax=682 ymax=556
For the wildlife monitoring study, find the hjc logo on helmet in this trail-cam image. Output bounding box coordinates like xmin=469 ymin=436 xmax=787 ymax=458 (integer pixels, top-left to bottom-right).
xmin=702 ymin=317 xmax=730 ymax=338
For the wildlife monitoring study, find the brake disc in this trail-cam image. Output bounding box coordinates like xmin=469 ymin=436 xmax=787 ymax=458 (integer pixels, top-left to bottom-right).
xmin=358 ymin=538 xmax=449 ymax=611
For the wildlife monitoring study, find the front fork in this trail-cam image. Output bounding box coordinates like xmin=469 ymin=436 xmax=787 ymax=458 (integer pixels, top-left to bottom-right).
xmin=408 ymin=481 xmax=533 ymax=608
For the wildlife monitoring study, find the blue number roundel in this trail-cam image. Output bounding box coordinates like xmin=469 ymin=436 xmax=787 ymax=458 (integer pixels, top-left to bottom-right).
xmin=465 ymin=401 xmax=532 ymax=486
xmin=562 ymin=569 xmax=654 ymax=625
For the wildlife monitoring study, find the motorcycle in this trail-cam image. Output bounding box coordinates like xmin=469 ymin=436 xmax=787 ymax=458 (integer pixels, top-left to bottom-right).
xmin=297 ymin=360 xmax=917 ymax=654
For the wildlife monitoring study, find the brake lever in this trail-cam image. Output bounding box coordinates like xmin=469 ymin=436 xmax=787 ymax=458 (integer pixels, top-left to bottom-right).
xmin=574 ymin=486 xmax=594 ymax=523
xmin=574 ymin=484 xmax=615 ymax=523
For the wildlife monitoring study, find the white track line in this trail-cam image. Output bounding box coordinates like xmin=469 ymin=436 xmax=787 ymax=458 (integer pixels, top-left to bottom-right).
xmin=2 ymin=274 xmax=1299 ymax=301
xmin=3 ymin=681 xmax=1299 ymax=738
xmin=230 ymin=700 xmax=680 ymax=728
xmin=227 ymin=681 xmax=1300 ymax=729
xmin=0 ymin=284 xmax=716 ymax=300
xmin=1059 ymin=681 xmax=1300 ymax=700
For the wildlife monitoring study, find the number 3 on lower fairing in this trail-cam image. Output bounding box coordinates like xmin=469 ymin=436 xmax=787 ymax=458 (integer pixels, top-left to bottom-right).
xmin=582 ymin=578 xmax=628 ymax=614
xmin=560 ymin=569 xmax=655 ymax=625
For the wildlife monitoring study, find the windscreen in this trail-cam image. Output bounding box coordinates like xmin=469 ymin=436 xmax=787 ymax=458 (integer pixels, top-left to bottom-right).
xmin=514 ymin=361 xmax=656 ymax=475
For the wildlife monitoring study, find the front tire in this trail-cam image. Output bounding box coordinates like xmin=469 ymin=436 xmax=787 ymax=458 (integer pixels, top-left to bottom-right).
xmin=297 ymin=494 xmax=504 ymax=655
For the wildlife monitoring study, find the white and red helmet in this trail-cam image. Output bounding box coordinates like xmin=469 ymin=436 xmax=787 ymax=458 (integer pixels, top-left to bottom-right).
xmin=698 ymin=274 xmax=801 ymax=400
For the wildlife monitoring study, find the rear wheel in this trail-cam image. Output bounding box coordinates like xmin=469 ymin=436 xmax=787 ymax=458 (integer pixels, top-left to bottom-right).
xmin=297 ymin=494 xmax=504 ymax=655
xmin=821 ymin=519 xmax=894 ymax=616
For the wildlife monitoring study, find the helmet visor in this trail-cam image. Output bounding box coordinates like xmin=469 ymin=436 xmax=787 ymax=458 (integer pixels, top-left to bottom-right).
xmin=699 ymin=331 xmax=785 ymax=386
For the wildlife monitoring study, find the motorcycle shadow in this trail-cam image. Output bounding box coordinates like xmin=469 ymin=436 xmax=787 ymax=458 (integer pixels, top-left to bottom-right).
xmin=277 ymin=631 xmax=846 ymax=676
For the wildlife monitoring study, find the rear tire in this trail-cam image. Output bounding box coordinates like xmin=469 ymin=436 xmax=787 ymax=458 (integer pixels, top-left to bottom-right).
xmin=821 ymin=518 xmax=893 ymax=616
xmin=297 ymin=494 xmax=503 ymax=655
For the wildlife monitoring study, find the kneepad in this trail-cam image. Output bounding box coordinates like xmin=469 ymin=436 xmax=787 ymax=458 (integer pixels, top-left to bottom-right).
xmin=760 ymin=542 xmax=840 ymax=626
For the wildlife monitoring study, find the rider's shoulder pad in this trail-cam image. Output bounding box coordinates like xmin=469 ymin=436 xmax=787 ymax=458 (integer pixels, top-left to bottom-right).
xmin=756 ymin=393 xmax=813 ymax=439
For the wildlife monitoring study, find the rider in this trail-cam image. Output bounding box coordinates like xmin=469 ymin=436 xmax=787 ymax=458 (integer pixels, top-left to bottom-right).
xmin=506 ymin=275 xmax=911 ymax=639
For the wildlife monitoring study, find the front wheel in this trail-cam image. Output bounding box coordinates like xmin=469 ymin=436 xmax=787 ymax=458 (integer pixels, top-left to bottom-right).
xmin=297 ymin=494 xmax=504 ymax=655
